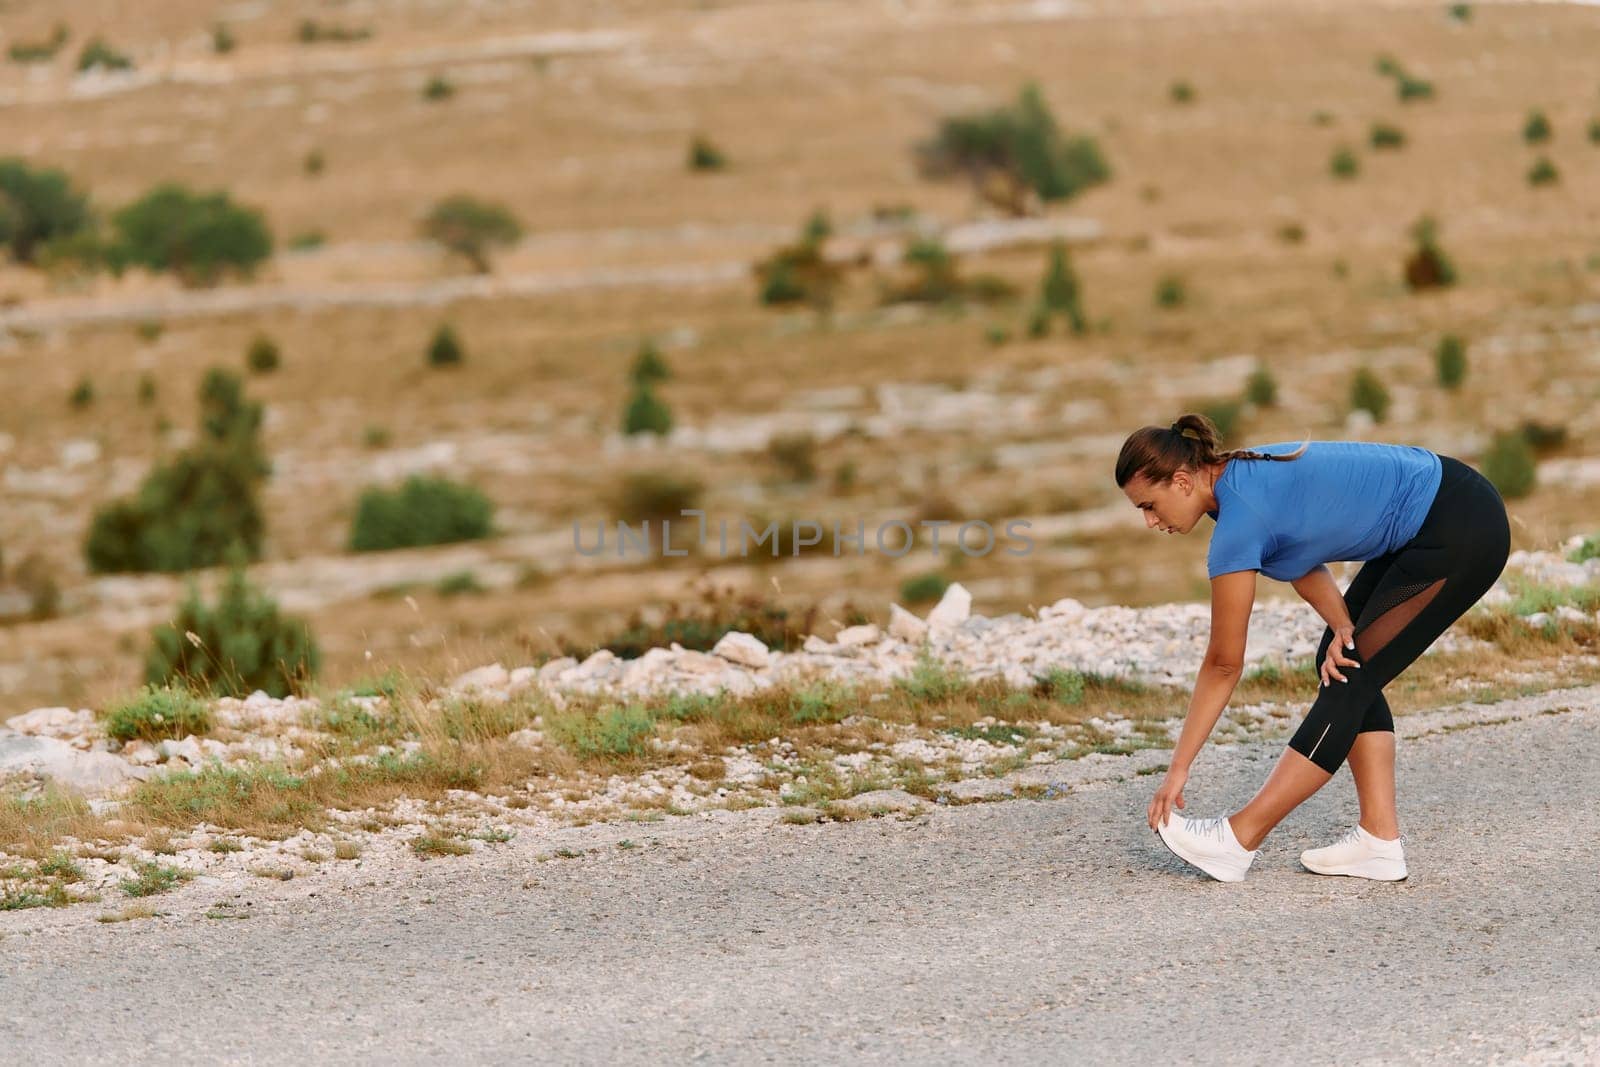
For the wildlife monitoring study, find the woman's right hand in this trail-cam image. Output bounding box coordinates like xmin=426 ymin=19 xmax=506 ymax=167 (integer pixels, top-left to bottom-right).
xmin=1147 ymin=765 xmax=1189 ymax=830
xmin=1321 ymin=624 xmax=1360 ymax=686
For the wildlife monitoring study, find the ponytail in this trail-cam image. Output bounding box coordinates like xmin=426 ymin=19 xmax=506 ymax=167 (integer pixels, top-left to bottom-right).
xmin=1114 ymin=413 xmax=1308 ymax=488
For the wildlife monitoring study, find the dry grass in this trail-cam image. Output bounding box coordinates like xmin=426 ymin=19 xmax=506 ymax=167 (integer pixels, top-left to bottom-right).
xmin=0 ymin=787 xmax=133 ymax=858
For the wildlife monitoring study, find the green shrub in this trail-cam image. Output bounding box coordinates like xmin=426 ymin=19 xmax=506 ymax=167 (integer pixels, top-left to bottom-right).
xmin=1349 ymin=367 xmax=1390 ymax=422
xmin=629 ymin=340 xmax=670 ymax=384
xmin=436 ymin=570 xmax=486 ymax=596
xmin=1039 ymin=240 xmax=1086 ymax=334
xmin=0 ymin=158 xmax=93 ymax=264
xmin=899 ymin=571 xmax=950 ymax=605
xmin=361 ymin=424 xmax=390 ymax=449
xmin=1523 ymin=110 xmax=1552 ymax=145
xmin=145 ymin=565 xmax=320 ymax=698
xmin=111 ymin=184 xmax=272 ymax=287
xmin=1036 ymin=667 xmax=1087 ymax=705
xmin=1245 ymin=365 xmax=1278 ymax=408
xmin=622 ymin=383 xmax=673 ymax=436
xmin=296 ymin=20 xmax=371 ymax=44
xmin=8 ymin=24 xmax=68 ymax=64
xmin=348 ymin=475 xmax=494 ymax=552
xmin=288 ymin=230 xmax=325 ymax=251
xmin=755 ymin=213 xmax=841 ymax=311
xmin=985 ymin=324 xmax=1011 ymax=346
xmin=426 ymin=323 xmax=463 ymax=367
xmin=136 ymin=373 xmax=157 ymax=405
xmin=1519 ymin=419 xmax=1567 ymax=455
xmin=1480 ymin=431 xmax=1536 ymax=499
xmin=1589 ymin=118 xmax=1600 ymax=145
xmin=546 ymin=705 xmax=655 ymax=759
xmin=422 ymin=74 xmax=454 ymax=101
xmin=303 ymin=150 xmax=325 ymax=177
xmin=246 ymin=334 xmax=280 ymax=374
xmin=1169 ymin=80 xmax=1195 ymax=105
xmin=1369 ymin=123 xmax=1405 ymax=149
xmin=1396 ymin=76 xmax=1434 ymax=102
xmin=212 ymin=24 xmax=237 ymax=54
xmin=1277 ymin=222 xmax=1306 ymax=244
xmin=1568 ymin=536 xmax=1600 ymax=564
xmin=420 ymin=195 xmax=521 ymax=273
xmin=1330 ymin=146 xmax=1359 ymax=179
xmin=77 ymin=37 xmax=133 ymax=72
xmin=608 ymin=470 xmax=702 ymax=525
xmin=1404 ymin=215 xmax=1457 ymax=290
xmin=1448 ymin=3 xmax=1471 ymax=22
xmin=119 ymin=861 xmax=193 ymax=898
xmin=1154 ymin=274 xmax=1186 ymax=309
xmin=1436 ymin=334 xmax=1467 ymax=389
xmin=68 ymin=377 xmax=94 ymax=409
xmin=894 ymin=651 xmax=968 ymax=702
xmin=103 ymin=685 xmax=213 ymax=742
xmin=1025 ymin=303 xmax=1051 ymax=338
xmin=1528 ymin=156 xmax=1559 ymax=186
xmin=688 ymin=135 xmax=727 ymax=172
xmin=85 ymin=369 xmax=270 ymax=574
xmin=916 ymin=82 xmax=1110 ymax=215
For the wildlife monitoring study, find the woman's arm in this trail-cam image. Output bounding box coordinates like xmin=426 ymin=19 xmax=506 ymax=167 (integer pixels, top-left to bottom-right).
xmin=1291 ymin=564 xmax=1362 ymax=686
xmin=1147 ymin=569 xmax=1256 ymax=829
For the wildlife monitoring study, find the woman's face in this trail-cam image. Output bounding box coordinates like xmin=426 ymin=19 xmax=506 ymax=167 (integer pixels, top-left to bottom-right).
xmin=1122 ymin=467 xmax=1207 ymax=536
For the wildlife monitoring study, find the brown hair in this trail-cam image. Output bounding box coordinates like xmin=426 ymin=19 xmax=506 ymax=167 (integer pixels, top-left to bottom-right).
xmin=1114 ymin=413 xmax=1308 ymax=488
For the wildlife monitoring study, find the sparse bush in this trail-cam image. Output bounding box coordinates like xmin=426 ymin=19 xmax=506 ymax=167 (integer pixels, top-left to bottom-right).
xmin=136 ymin=319 xmax=164 ymax=343
xmin=12 ymin=552 xmax=61 ymax=620
xmin=1519 ymin=419 xmax=1567 ymax=455
xmin=1369 ymin=123 xmax=1405 ymax=149
xmin=119 ymin=861 xmax=193 ymax=898
xmin=1436 ymin=334 xmax=1468 ymax=389
xmin=1589 ymin=118 xmax=1600 ymax=145
xmin=288 ymin=230 xmax=325 ymax=251
xmin=427 ymin=323 xmax=463 ymax=367
xmin=145 ymin=565 xmax=320 ymax=698
xmin=900 ymin=572 xmax=950 ymax=605
xmin=622 ymin=383 xmax=673 ymax=436
xmin=546 ymin=705 xmax=655 ymax=759
xmin=1396 ymin=76 xmax=1434 ymax=102
xmin=1330 ymin=146 xmax=1359 ymax=179
xmin=1277 ymin=222 xmax=1306 ymax=244
xmin=608 ymin=470 xmax=703 ymax=525
xmin=1154 ymin=274 xmax=1186 ymax=309
xmin=1568 ymin=536 xmax=1600 ymax=564
xmin=246 ymin=334 xmax=280 ymax=374
xmin=1169 ymin=80 xmax=1195 ymax=105
xmin=985 ymin=324 xmax=1011 ymax=346
xmin=894 ymin=650 xmax=969 ymax=702
xmin=767 ymin=432 xmax=818 ymax=483
xmin=111 ymin=184 xmax=273 ymax=287
xmin=77 ymin=37 xmax=133 ymax=73
xmin=436 ymin=570 xmax=486 ymax=596
xmin=1245 ymin=365 xmax=1278 ymax=408
xmin=1039 ymin=240 xmax=1086 ymax=334
xmin=85 ymin=369 xmax=271 ymax=573
xmin=1481 ymin=431 xmax=1536 ymax=499
xmin=422 ymin=74 xmax=454 ymax=101
xmin=1528 ymin=156 xmax=1559 ymax=186
xmin=916 ymin=82 xmax=1111 ymax=215
xmin=303 ymin=150 xmax=325 ymax=177
xmin=103 ymin=685 xmax=212 ymax=742
xmin=136 ymin=373 xmax=157 ymax=405
xmin=1404 ymin=214 xmax=1457 ymax=290
xmin=1523 ymin=110 xmax=1552 ymax=145
xmin=420 ymin=195 xmax=522 ymax=274
xmin=688 ymin=135 xmax=727 ymax=172
xmin=8 ymin=24 xmax=68 ymax=64
xmin=212 ymin=24 xmax=236 ymax=54
xmin=362 ymin=424 xmax=390 ymax=449
xmin=1350 ymin=367 xmax=1390 ymax=422
xmin=755 ymin=212 xmax=842 ymax=311
xmin=1025 ymin=303 xmax=1051 ymax=338
xmin=348 ymin=475 xmax=494 ymax=552
xmin=1448 ymin=3 xmax=1471 ymax=22
xmin=296 ymin=20 xmax=371 ymax=44
xmin=0 ymin=158 xmax=93 ymax=264
xmin=629 ymin=340 xmax=670 ymax=384
xmin=68 ymin=377 xmax=94 ymax=409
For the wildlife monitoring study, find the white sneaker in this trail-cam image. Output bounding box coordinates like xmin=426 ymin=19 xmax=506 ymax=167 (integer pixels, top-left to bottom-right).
xmin=1299 ymin=825 xmax=1408 ymax=881
xmin=1156 ymin=814 xmax=1257 ymax=882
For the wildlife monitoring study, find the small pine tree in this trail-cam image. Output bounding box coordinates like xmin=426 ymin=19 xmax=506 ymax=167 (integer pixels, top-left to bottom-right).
xmin=1589 ymin=118 xmax=1600 ymax=145
xmin=1481 ymin=431 xmax=1536 ymax=499
xmin=1245 ymin=365 xmax=1278 ymax=408
xmin=68 ymin=377 xmax=94 ymax=409
xmin=422 ymin=74 xmax=455 ymax=101
xmin=1169 ymin=80 xmax=1195 ymax=105
xmin=246 ymin=334 xmax=280 ymax=374
xmin=427 ymin=324 xmax=463 ymax=367
xmin=136 ymin=373 xmax=157 ymax=406
xmin=212 ymin=23 xmax=236 ymax=54
xmin=630 ymin=340 xmax=670 ymax=385
xmin=687 ymin=135 xmax=727 ymax=172
xmin=1448 ymin=3 xmax=1471 ymax=22
xmin=1404 ymin=215 xmax=1457 ymax=291
xmin=1522 ymin=110 xmax=1552 ymax=145
xmin=1350 ymin=367 xmax=1390 ymax=422
xmin=1369 ymin=123 xmax=1405 ymax=149
xmin=1040 ymin=240 xmax=1086 ymax=334
xmin=1435 ymin=334 xmax=1468 ymax=389
xmin=1154 ymin=274 xmax=1186 ymax=309
xmin=1528 ymin=156 xmax=1559 ymax=186
xmin=145 ymin=560 xmax=320 ymax=698
xmin=623 ymin=383 xmax=673 ymax=436
xmin=348 ymin=476 xmax=494 ymax=551
xmin=1330 ymin=146 xmax=1360 ymax=179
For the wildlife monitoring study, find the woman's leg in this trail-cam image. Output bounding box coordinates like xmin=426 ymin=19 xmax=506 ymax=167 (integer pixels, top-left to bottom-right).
xmin=1346 ymin=730 xmax=1399 ymax=839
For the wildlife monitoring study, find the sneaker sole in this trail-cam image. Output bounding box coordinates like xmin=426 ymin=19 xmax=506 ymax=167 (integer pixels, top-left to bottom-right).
xmin=1155 ymin=822 xmax=1248 ymax=883
xmin=1298 ymin=855 xmax=1408 ymax=881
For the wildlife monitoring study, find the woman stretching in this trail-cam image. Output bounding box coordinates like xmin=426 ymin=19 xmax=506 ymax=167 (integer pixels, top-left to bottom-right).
xmin=1114 ymin=414 xmax=1510 ymax=882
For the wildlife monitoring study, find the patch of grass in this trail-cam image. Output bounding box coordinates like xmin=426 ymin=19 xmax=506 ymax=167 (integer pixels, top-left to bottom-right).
xmin=119 ymin=860 xmax=194 ymax=898
xmin=943 ymin=723 xmax=1033 ymax=745
xmin=1 ymin=883 xmax=70 ymax=911
xmin=0 ymin=786 xmax=122 ymax=856
xmin=333 ymin=841 xmax=363 ymax=860
xmin=471 ymin=827 xmax=514 ymax=843
xmin=36 ymin=851 xmax=83 ymax=882
xmin=895 ymin=651 xmax=971 ymax=702
xmin=545 ymin=704 xmax=656 ymax=759
xmin=207 ymin=837 xmax=243 ymax=853
xmin=103 ymin=684 xmax=213 ymax=743
xmin=412 ymin=834 xmax=472 ymax=857
xmin=98 ymin=903 xmax=161 ymax=923
xmin=251 ymin=866 xmax=294 ymax=880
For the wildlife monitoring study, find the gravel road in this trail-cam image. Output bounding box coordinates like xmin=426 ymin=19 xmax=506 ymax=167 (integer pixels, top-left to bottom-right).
xmin=4 ymin=687 xmax=1599 ymax=1065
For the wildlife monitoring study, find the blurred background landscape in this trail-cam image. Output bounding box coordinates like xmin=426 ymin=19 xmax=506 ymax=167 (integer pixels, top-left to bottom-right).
xmin=1 ymin=0 xmax=1598 ymax=712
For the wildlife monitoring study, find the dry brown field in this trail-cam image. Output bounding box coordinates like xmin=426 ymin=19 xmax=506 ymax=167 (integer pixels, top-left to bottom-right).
xmin=1 ymin=0 xmax=1598 ymax=711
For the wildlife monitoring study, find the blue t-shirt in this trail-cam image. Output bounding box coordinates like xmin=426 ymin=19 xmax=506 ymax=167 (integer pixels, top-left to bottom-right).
xmin=1206 ymin=441 xmax=1442 ymax=581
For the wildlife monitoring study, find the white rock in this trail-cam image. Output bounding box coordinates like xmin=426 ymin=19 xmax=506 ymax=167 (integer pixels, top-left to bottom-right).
xmin=1555 ymin=605 xmax=1588 ymax=625
xmin=5 ymin=706 xmax=92 ymax=736
xmin=926 ymin=582 xmax=972 ymax=631
xmin=802 ymin=634 xmax=834 ymax=654
xmin=122 ymin=740 xmax=161 ymax=766
xmin=0 ymin=730 xmax=142 ymax=796
xmin=573 ymin=650 xmax=618 ymax=679
xmin=1524 ymin=612 xmax=1551 ymax=628
xmin=887 ymin=603 xmax=928 ymax=643
xmin=711 ymin=632 xmax=770 ymax=669
xmin=836 ymin=624 xmax=882 ymax=647
xmin=158 ymin=736 xmax=205 ymax=764
xmin=537 ymin=657 xmax=577 ymax=683
xmin=451 ymin=663 xmax=510 ymax=693
xmin=508 ymin=666 xmax=540 ymax=691
xmin=1039 ymin=596 xmax=1087 ymax=621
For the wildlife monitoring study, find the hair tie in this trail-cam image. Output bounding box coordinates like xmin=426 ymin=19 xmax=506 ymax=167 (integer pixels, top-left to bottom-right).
xmin=1179 ymin=427 xmax=1200 ymax=440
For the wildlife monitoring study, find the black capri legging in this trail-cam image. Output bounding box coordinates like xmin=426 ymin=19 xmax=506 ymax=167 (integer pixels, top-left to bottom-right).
xmin=1288 ymin=455 xmax=1511 ymax=774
